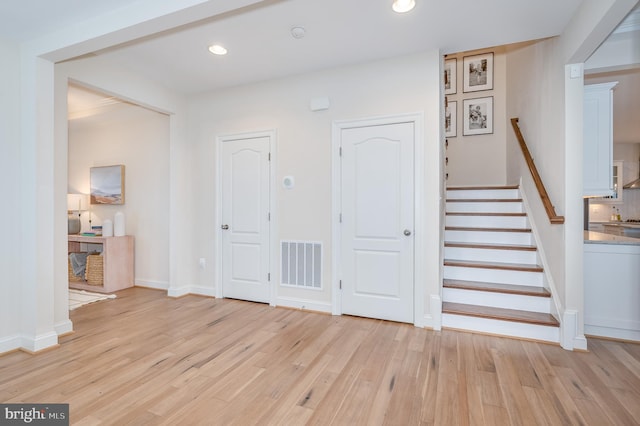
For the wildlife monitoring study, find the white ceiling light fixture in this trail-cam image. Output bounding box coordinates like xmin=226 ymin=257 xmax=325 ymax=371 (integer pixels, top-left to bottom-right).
xmin=208 ymin=44 xmax=227 ymax=55
xmin=392 ymin=0 xmax=415 ymax=13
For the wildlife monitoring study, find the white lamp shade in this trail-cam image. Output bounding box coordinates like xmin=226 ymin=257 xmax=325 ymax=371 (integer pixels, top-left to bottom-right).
xmin=67 ymin=193 xmax=89 ymax=211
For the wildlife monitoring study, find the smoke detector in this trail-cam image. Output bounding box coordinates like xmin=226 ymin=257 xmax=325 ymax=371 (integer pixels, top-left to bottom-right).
xmin=291 ymin=26 xmax=306 ymax=39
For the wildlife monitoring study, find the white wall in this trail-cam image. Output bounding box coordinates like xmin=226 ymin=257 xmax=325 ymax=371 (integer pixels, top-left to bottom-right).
xmin=505 ymin=38 xmax=567 ymax=310
xmin=445 ymin=48 xmax=507 ymax=186
xmin=68 ymin=104 xmax=170 ymax=289
xmin=0 ymin=38 xmax=22 ymax=353
xmin=187 ymin=51 xmax=443 ymax=322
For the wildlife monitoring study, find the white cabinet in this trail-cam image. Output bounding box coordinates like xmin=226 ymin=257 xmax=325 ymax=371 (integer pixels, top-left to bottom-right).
xmin=583 ymin=82 xmax=617 ymax=197
xmin=592 ymin=160 xmax=623 ymax=204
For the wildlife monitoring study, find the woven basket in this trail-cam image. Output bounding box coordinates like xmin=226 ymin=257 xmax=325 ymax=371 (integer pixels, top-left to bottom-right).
xmin=85 ymin=254 xmax=104 ymax=286
xmin=68 ymin=257 xmax=84 ymax=282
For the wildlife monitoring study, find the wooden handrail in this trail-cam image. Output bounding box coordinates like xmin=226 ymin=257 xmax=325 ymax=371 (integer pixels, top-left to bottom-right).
xmin=510 ymin=118 xmax=565 ymax=225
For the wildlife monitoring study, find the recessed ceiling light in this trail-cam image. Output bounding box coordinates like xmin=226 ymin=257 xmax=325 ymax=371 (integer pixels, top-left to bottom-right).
xmin=208 ymin=44 xmax=227 ymax=55
xmin=392 ymin=0 xmax=415 ymax=13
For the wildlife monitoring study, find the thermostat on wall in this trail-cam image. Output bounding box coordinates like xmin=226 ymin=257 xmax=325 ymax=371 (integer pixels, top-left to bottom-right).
xmin=283 ymin=176 xmax=295 ymax=189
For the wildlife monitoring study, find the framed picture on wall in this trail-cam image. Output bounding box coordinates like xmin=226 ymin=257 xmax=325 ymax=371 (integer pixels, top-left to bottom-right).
xmin=463 ymin=52 xmax=493 ymax=92
xmin=444 ymin=58 xmax=457 ymax=95
xmin=445 ymin=100 xmax=457 ymax=137
xmin=463 ymin=96 xmax=493 ymax=136
xmin=90 ymin=165 xmax=125 ymax=205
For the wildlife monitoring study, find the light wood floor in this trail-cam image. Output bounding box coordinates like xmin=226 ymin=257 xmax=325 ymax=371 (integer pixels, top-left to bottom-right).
xmin=1 ymin=288 xmax=639 ymax=425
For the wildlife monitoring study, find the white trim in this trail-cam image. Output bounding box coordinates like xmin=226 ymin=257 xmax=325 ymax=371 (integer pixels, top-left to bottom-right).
xmin=585 ymin=325 xmax=640 ymax=342
xmin=0 ymin=335 xmax=21 ymax=355
xmin=276 ymin=296 xmax=332 ymax=314
xmin=189 ymin=286 xmax=216 ymax=298
xmin=135 ymin=279 xmax=169 ymax=290
xmin=215 ymin=130 xmax=277 ymax=305
xmin=561 ymin=309 xmax=588 ymax=351
xmin=422 ymin=294 xmax=442 ymax=330
xmin=331 ymin=112 xmax=425 ymax=325
xmin=168 ymin=286 xmax=191 ymax=298
xmin=54 ymin=319 xmax=73 ymax=336
xmin=20 ymin=331 xmax=59 ymax=353
xmin=518 ymin=180 xmax=561 ymax=321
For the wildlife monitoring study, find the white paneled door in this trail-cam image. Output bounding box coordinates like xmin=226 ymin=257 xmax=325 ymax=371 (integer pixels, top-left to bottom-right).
xmin=340 ymin=121 xmax=415 ymax=323
xmin=220 ymin=135 xmax=271 ymax=303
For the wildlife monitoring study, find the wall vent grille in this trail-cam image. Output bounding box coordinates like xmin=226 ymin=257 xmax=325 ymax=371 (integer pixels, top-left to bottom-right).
xmin=281 ymin=241 xmax=322 ymax=289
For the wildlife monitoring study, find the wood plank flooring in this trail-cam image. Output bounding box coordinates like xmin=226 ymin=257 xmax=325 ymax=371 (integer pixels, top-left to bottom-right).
xmin=1 ymin=287 xmax=639 ymax=425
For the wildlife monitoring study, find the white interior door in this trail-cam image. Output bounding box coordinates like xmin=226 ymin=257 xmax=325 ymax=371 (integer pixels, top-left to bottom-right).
xmin=221 ymin=135 xmax=271 ymax=303
xmin=340 ymin=121 xmax=415 ymax=323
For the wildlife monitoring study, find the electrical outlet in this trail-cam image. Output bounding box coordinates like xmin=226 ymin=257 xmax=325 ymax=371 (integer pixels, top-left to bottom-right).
xmin=199 ymin=258 xmax=206 ymax=269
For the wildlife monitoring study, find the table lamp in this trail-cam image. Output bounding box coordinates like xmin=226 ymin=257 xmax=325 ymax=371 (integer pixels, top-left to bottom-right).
xmin=67 ymin=193 xmax=89 ymax=234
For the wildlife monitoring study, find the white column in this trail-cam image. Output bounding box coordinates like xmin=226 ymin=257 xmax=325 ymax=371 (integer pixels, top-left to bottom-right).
xmin=19 ymin=51 xmax=58 ymax=352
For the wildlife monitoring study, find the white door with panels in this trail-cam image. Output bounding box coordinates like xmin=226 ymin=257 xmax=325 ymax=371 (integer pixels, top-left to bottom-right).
xmin=339 ymin=121 xmax=415 ymax=323
xmin=220 ymin=135 xmax=271 ymax=303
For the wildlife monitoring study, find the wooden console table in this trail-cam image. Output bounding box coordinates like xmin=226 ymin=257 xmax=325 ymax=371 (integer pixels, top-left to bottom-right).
xmin=68 ymin=235 xmax=134 ymax=293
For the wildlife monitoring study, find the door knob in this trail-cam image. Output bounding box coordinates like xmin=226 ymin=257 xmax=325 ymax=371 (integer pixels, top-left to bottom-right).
xmin=221 ymin=224 xmax=229 ymax=230
xmin=403 ymin=229 xmax=412 ymax=236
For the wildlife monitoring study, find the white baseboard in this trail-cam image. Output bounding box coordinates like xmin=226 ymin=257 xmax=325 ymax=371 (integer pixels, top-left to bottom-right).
xmin=585 ymin=325 xmax=640 ymax=343
xmin=561 ymin=309 xmax=587 ymax=350
xmin=167 ymin=286 xmax=191 ymax=298
xmin=276 ymin=296 xmax=332 ymax=314
xmin=20 ymin=331 xmax=59 ymax=353
xmin=135 ymin=279 xmax=169 ymax=290
xmin=54 ymin=320 xmax=73 ymax=336
xmin=422 ymin=294 xmax=442 ymax=330
xmin=189 ymin=286 xmax=216 ymax=297
xmin=0 ymin=334 xmax=21 ymax=355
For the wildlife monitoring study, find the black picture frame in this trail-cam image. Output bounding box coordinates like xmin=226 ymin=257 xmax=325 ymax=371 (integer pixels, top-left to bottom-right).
xmin=445 ymin=100 xmax=457 ymax=137
xmin=463 ymin=52 xmax=494 ymax=93
xmin=462 ymin=96 xmax=493 ymax=136
xmin=444 ymin=58 xmax=457 ymax=95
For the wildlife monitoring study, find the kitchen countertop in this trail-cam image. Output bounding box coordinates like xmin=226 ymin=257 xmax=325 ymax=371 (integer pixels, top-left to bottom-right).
xmin=584 ymin=230 xmax=640 ymax=245
xmin=601 ymin=222 xmax=640 ymax=229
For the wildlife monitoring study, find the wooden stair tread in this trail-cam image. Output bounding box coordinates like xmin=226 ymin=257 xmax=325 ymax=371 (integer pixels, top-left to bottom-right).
xmin=446 ymin=212 xmax=527 ymax=217
xmin=445 ymin=242 xmax=537 ymax=251
xmin=446 ymin=226 xmax=531 ymax=233
xmin=444 ymin=259 xmax=543 ymax=273
xmin=443 ymin=279 xmax=550 ymax=297
xmin=442 ymin=302 xmax=559 ymax=327
xmin=446 ymin=198 xmax=523 ymax=203
xmin=447 ymin=185 xmax=519 ymax=190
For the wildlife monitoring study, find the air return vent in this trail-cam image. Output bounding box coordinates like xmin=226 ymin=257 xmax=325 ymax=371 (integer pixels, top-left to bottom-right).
xmin=281 ymin=241 xmax=322 ymax=289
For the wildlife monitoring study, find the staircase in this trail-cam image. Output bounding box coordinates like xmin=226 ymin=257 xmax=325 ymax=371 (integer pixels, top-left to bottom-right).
xmin=442 ymin=186 xmax=560 ymax=343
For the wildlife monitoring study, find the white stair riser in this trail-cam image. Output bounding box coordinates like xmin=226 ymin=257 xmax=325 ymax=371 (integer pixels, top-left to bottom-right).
xmin=446 ymin=189 xmax=520 ymax=200
xmin=446 ymin=202 xmax=523 ymax=213
xmin=445 ymin=247 xmax=538 ymax=264
xmin=442 ymin=314 xmax=560 ymax=343
xmin=445 ymin=230 xmax=532 ymax=245
xmin=443 ymin=265 xmax=543 ymax=286
xmin=446 ymin=215 xmax=528 ymax=229
xmin=442 ymin=288 xmax=551 ymax=313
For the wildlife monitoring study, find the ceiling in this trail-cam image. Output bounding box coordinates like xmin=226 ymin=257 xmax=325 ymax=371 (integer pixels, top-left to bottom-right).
xmin=3 ymin=0 xmax=586 ymax=98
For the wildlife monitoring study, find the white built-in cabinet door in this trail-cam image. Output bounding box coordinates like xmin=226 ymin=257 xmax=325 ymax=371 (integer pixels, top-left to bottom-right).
xmin=583 ymin=82 xmax=617 ymax=197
